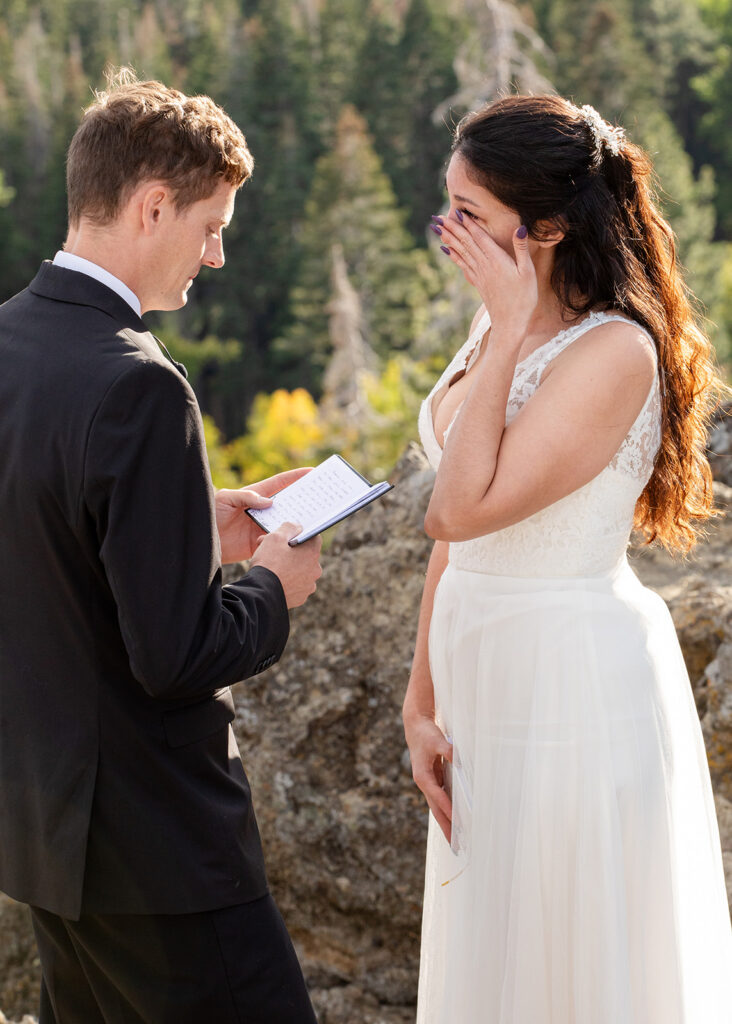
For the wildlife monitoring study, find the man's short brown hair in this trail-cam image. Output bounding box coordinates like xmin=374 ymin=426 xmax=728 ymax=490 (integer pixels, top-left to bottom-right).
xmin=67 ymin=68 xmax=253 ymax=226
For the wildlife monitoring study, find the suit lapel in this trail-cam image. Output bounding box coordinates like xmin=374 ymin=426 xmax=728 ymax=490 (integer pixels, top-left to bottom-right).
xmin=30 ymin=261 xmax=148 ymax=330
xmin=29 ymin=262 xmax=188 ymax=378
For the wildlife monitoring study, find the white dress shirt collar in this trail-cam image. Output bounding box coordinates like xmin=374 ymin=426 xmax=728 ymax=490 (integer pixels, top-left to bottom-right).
xmin=52 ymin=251 xmax=142 ymax=318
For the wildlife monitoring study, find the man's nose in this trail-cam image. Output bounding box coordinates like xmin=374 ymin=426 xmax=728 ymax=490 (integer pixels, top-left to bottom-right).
xmin=205 ymin=237 xmax=225 ymax=269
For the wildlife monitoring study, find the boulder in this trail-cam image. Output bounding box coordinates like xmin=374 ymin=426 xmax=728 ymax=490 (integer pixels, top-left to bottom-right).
xmin=716 ymin=794 xmax=732 ymax=914
xmin=703 ymin=644 xmax=732 ymax=804
xmin=233 ymin=444 xmax=435 ymax=1022
xmin=670 ymin=578 xmax=731 ymax=677
xmin=0 ymin=896 xmax=39 ymax=1023
xmin=708 ymin=402 xmax=732 ymax=487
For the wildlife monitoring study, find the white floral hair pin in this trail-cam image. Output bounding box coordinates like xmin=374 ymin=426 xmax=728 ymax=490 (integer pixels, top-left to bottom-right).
xmin=580 ymin=104 xmax=626 ymax=158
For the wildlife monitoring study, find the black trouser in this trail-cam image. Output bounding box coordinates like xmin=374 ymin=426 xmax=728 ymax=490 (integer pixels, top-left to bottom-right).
xmin=31 ymin=895 xmax=318 ymax=1024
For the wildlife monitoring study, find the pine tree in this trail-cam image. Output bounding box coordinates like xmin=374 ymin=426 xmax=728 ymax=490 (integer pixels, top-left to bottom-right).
xmin=0 ymin=9 xmax=89 ymax=292
xmin=629 ymin=0 xmax=714 ymax=143
xmin=274 ymin=105 xmax=437 ymax=395
xmin=0 ymin=172 xmax=13 ymax=208
xmin=312 ymin=0 xmax=370 ymax=140
xmin=178 ymin=3 xmax=323 ymax=355
xmin=353 ymin=0 xmax=460 ymax=242
xmin=633 ymin=106 xmax=720 ymax=317
xmin=538 ymin=0 xmax=654 ymax=117
xmin=436 ymin=0 xmax=554 ymax=118
xmin=693 ymin=0 xmax=732 ymax=233
xmin=528 ymin=0 xmax=726 ymax=351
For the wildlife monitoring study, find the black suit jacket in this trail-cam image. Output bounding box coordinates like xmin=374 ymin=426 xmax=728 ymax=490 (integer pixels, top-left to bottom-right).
xmin=0 ymin=263 xmax=289 ymax=919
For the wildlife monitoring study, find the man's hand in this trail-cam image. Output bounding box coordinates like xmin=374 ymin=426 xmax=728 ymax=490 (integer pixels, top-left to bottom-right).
xmin=250 ymin=523 xmax=322 ymax=608
xmin=214 ymin=468 xmax=312 ymax=564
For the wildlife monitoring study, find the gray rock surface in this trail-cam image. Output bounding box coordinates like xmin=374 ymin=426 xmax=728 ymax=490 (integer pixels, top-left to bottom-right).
xmin=0 ymin=896 xmax=38 ymax=1024
xmin=703 ymin=642 xmax=732 ymax=802
xmin=716 ymin=794 xmax=732 ymax=905
xmin=237 ymin=445 xmax=435 ymax=1023
xmin=708 ymin=402 xmax=732 ymax=487
xmin=0 ymin=1011 xmax=36 ymax=1024
xmin=1 ymin=444 xmax=731 ymax=1023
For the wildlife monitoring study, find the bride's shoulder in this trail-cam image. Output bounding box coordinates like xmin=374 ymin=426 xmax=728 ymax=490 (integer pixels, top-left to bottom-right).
xmin=554 ymin=309 xmax=657 ymax=382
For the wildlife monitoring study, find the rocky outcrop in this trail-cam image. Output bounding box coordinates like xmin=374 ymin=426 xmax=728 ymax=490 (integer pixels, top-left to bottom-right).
xmin=704 ymin=642 xmax=732 ymax=802
xmin=0 ymin=895 xmax=39 ymax=1024
xmin=716 ymin=794 xmax=732 ymax=905
xmin=629 ymin=479 xmax=732 ymax=810
xmin=1 ymin=446 xmax=731 ymax=1024
xmin=234 ymin=446 xmax=435 ymax=1023
xmin=708 ymin=402 xmax=732 ymax=487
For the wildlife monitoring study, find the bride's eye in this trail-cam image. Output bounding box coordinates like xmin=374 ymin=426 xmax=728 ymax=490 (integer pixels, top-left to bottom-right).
xmin=461 ymin=208 xmax=477 ymax=220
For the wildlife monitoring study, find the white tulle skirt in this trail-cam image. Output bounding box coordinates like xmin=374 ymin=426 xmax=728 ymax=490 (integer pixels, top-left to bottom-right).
xmin=417 ymin=558 xmax=732 ymax=1024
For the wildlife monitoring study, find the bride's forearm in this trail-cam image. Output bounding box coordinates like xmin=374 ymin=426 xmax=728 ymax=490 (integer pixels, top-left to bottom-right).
xmin=424 ymin=328 xmax=523 ymax=537
xmin=403 ymin=540 xmax=450 ymax=722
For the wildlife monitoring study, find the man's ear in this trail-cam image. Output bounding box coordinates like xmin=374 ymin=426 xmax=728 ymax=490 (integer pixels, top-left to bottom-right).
xmin=139 ymin=183 xmax=173 ymax=235
xmin=533 ymin=216 xmax=567 ymax=249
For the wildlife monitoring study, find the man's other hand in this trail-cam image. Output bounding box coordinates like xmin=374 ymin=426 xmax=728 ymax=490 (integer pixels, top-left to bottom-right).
xmin=250 ymin=523 xmax=322 ymax=609
xmin=214 ymin=468 xmax=312 ymax=564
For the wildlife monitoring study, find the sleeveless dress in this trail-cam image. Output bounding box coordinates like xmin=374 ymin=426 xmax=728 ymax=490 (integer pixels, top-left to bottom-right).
xmin=415 ymin=309 xmax=732 ymax=1023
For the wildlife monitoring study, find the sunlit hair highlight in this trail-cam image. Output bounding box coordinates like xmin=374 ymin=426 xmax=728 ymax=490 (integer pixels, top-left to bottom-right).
xmin=67 ymin=66 xmax=253 ymax=226
xmin=453 ymin=94 xmax=728 ymax=552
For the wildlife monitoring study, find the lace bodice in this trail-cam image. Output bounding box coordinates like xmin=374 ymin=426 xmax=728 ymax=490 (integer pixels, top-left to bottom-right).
xmin=417 ymin=310 xmax=662 ymax=577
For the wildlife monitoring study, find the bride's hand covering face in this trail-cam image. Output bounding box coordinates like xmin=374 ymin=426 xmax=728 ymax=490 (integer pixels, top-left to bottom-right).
xmin=436 ymin=153 xmax=539 ymax=339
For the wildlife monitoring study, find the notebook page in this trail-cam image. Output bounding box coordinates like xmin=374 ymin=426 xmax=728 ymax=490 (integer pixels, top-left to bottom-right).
xmin=291 ymin=481 xmax=392 ymax=544
xmin=249 ymin=455 xmax=370 ymax=536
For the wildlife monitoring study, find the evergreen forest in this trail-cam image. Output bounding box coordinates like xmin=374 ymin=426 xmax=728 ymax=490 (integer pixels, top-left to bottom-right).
xmin=1 ymin=0 xmax=731 ymax=483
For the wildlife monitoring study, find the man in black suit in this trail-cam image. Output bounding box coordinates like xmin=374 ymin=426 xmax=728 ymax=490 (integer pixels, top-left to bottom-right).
xmin=0 ymin=73 xmax=322 ymax=1022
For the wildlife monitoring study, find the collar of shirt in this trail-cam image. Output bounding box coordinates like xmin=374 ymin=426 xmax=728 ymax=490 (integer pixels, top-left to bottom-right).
xmin=52 ymin=251 xmax=142 ymax=318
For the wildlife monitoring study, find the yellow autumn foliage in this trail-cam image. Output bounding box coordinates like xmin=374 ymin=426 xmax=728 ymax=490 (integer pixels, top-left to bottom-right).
xmin=204 ymin=359 xmax=446 ymax=490
xmin=217 ymin=388 xmax=325 ymax=485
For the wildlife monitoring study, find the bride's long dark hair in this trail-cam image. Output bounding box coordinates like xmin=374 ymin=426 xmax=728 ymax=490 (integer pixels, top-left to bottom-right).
xmin=453 ymin=94 xmax=726 ymax=552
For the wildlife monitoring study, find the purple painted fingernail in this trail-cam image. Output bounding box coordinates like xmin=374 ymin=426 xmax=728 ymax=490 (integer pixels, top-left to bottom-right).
xmin=455 ymin=209 xmax=464 ymax=223
xmin=430 ymin=224 xmax=443 ymax=236
xmin=431 ymin=215 xmax=444 ymax=225
xmin=440 ymin=245 xmax=451 ymax=255
xmin=517 ymin=225 xmax=528 ymax=238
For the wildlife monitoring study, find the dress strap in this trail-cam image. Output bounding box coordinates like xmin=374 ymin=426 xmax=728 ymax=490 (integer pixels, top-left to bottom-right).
xmin=463 ymin=307 xmax=492 ymax=370
xmin=469 ymin=306 xmax=492 ymax=344
xmin=545 ymin=311 xmax=658 ymax=369
xmin=539 ymin=313 xmax=663 ymax=432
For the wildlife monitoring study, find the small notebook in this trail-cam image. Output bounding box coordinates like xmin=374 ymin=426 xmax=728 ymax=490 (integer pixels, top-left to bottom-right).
xmin=246 ymin=455 xmax=393 ymax=546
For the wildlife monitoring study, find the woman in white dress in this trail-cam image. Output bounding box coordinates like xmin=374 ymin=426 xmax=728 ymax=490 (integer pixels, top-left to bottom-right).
xmin=403 ymin=94 xmax=732 ymax=1023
